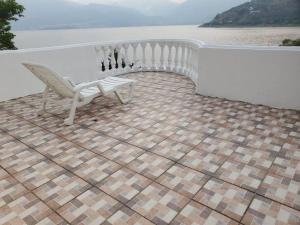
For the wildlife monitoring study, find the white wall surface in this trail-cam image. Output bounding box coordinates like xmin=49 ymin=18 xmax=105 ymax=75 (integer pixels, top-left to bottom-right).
xmin=0 ymin=44 xmax=100 ymax=101
xmin=0 ymin=41 xmax=300 ymax=111
xmin=197 ymin=46 xmax=300 ymax=110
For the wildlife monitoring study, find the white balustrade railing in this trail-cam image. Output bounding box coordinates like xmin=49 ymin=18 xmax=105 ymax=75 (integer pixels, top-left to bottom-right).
xmin=94 ymin=39 xmax=204 ymax=85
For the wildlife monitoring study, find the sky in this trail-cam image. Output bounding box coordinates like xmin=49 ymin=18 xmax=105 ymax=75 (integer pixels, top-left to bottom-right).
xmin=67 ymin=0 xmax=187 ymax=5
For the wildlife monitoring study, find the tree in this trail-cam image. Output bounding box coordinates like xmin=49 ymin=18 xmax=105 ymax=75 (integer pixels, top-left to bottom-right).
xmin=0 ymin=0 xmax=24 ymax=50
xmin=281 ymin=39 xmax=300 ymax=47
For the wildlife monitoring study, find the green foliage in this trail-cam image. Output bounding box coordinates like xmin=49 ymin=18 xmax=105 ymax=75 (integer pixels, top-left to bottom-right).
xmin=0 ymin=0 xmax=24 ymax=50
xmin=281 ymin=39 xmax=300 ymax=46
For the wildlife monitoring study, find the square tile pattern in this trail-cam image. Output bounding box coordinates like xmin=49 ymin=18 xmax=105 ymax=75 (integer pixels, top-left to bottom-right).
xmin=157 ymin=164 xmax=209 ymax=198
xmin=128 ymin=183 xmax=189 ymax=224
xmin=0 ymin=72 xmax=300 ymax=224
xmin=33 ymin=173 xmax=90 ymax=210
xmin=58 ymin=187 xmax=122 ymax=225
xmin=98 ymin=168 xmax=151 ymax=203
xmin=194 ymin=178 xmax=254 ymax=221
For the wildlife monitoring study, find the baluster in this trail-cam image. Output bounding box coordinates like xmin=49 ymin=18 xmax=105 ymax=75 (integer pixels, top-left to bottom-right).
xmin=174 ymin=43 xmax=180 ymax=73
xmin=159 ymin=43 xmax=165 ymax=70
xmin=181 ymin=44 xmax=187 ymax=74
xmin=141 ymin=42 xmax=147 ymax=70
xmin=115 ymin=45 xmax=122 ymax=73
xmin=166 ymin=43 xmax=172 ymax=72
xmin=123 ymin=43 xmax=130 ymax=72
xmin=110 ymin=46 xmax=117 ymax=73
xmin=150 ymin=42 xmax=156 ymax=70
xmin=184 ymin=44 xmax=190 ymax=75
xmin=187 ymin=45 xmax=193 ymax=76
xmin=132 ymin=43 xmax=138 ymax=71
xmin=104 ymin=46 xmax=110 ymax=74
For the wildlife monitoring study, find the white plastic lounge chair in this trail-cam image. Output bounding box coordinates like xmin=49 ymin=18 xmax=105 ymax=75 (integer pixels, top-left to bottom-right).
xmin=23 ymin=63 xmax=135 ymax=125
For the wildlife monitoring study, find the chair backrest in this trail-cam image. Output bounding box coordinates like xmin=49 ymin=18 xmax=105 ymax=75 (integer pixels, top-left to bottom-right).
xmin=23 ymin=63 xmax=75 ymax=98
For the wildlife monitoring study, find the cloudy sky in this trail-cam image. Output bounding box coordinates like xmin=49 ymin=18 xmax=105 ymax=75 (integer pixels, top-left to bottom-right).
xmin=67 ymin=0 xmax=186 ymax=5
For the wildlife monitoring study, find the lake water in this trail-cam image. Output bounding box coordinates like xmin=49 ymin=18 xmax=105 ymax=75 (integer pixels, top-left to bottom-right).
xmin=14 ymin=25 xmax=300 ymax=49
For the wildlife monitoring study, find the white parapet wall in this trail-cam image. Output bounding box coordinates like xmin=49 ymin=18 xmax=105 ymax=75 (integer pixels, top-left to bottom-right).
xmin=0 ymin=43 xmax=100 ymax=101
xmin=0 ymin=39 xmax=300 ymax=110
xmin=196 ymin=45 xmax=300 ymax=110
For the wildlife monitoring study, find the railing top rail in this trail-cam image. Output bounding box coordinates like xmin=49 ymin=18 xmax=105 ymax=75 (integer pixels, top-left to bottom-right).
xmin=0 ymin=39 xmax=206 ymax=54
xmin=1 ymin=38 xmax=300 ymax=54
xmin=202 ymin=43 xmax=300 ymax=52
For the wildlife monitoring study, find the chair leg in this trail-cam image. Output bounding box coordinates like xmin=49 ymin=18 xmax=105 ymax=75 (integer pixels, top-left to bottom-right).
xmin=37 ymin=87 xmax=49 ymax=116
xmin=115 ymin=83 xmax=134 ymax=104
xmin=115 ymin=91 xmax=125 ymax=104
xmin=128 ymin=83 xmax=134 ymax=102
xmin=64 ymin=92 xmax=80 ymax=126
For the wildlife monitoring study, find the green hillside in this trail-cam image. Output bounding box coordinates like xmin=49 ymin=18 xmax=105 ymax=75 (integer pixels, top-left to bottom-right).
xmin=202 ymin=0 xmax=300 ymax=27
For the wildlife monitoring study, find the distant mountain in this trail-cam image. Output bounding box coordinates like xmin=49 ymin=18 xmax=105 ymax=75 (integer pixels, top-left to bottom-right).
xmin=12 ymin=0 xmax=251 ymax=30
xmin=202 ymin=0 xmax=300 ymax=27
xmin=166 ymin=0 xmax=248 ymax=25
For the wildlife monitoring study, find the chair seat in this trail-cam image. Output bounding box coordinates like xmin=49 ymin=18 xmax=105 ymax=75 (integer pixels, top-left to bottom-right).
xmin=80 ymin=76 xmax=134 ymax=98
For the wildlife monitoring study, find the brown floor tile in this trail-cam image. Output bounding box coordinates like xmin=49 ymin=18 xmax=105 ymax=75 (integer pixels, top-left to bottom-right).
xmin=269 ymin=156 xmax=300 ymax=181
xmin=229 ymin=146 xmax=275 ymax=170
xmin=106 ymin=124 xmax=141 ymax=141
xmin=104 ymin=206 xmax=154 ymax=225
xmin=52 ymin=147 xmax=95 ymax=171
xmin=64 ymin=128 xmax=120 ymax=154
xmin=34 ymin=172 xmax=90 ymax=210
xmin=103 ymin=143 xmax=145 ymax=165
xmin=35 ymin=137 xmax=76 ymax=159
xmin=128 ymin=131 xmax=165 ymax=150
xmin=194 ymin=178 xmax=254 ymax=221
xmin=73 ymin=156 xmax=121 ymax=185
xmin=169 ymin=129 xmax=207 ymax=146
xmin=214 ymin=127 xmax=250 ymax=145
xmin=13 ymin=160 xmax=65 ymax=190
xmin=147 ymin=122 xmax=180 ymax=138
xmin=36 ymin=213 xmax=68 ymax=225
xmin=20 ymin=130 xmax=57 ymax=149
xmin=3 ymin=120 xmax=42 ymax=140
xmin=0 ymin=193 xmax=52 ymax=225
xmin=157 ymin=164 xmax=209 ymax=198
xmin=97 ymin=168 xmax=151 ymax=203
xmin=0 ymin=138 xmax=28 ymax=162
xmin=196 ymin=137 xmax=239 ymax=157
xmin=180 ymin=149 xmax=226 ymax=175
xmin=1 ymin=149 xmax=45 ymax=174
xmin=245 ymin=134 xmax=283 ymax=153
xmin=0 ymin=168 xmax=9 ymax=180
xmin=0 ymin=176 xmax=28 ymax=207
xmin=281 ymin=142 xmax=300 ymax=160
xmin=58 ymin=187 xmax=122 ymax=225
xmin=257 ymin=173 xmax=300 ymax=210
xmin=216 ymin=159 xmax=267 ymax=191
xmin=128 ymin=152 xmax=174 ymax=180
xmin=242 ymin=196 xmax=300 ymax=225
xmin=171 ymin=201 xmax=238 ymax=225
xmin=151 ymin=139 xmax=192 ymax=161
xmin=120 ymin=116 xmax=157 ymax=130
xmin=128 ymin=182 xmax=189 ymax=225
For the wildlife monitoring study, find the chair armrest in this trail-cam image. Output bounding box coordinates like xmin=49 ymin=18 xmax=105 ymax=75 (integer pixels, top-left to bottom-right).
xmin=74 ymin=80 xmax=102 ymax=91
xmin=63 ymin=77 xmax=76 ymax=87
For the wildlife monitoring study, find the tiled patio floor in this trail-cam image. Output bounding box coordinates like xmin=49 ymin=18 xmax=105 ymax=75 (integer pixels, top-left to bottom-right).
xmin=0 ymin=72 xmax=299 ymax=225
